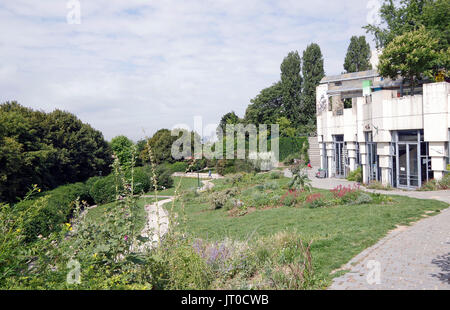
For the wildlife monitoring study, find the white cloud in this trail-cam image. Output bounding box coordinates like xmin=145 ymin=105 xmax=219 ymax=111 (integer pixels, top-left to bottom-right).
xmin=0 ymin=0 xmax=374 ymax=140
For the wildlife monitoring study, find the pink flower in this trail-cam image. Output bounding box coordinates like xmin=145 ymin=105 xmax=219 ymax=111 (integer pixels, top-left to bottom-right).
xmin=124 ymin=235 xmax=128 ymax=241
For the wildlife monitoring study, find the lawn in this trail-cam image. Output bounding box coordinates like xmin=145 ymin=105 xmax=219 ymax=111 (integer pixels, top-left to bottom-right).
xmin=85 ymin=197 xmax=167 ymax=233
xmin=156 ymin=176 xmax=203 ymax=196
xmin=166 ymin=173 xmax=449 ymax=285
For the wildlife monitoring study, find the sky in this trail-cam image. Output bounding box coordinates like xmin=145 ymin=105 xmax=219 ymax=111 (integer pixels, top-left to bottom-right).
xmin=0 ymin=0 xmax=376 ymax=141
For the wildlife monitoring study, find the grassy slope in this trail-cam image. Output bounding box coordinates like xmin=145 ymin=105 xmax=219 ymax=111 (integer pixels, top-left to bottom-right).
xmin=167 ymin=176 xmax=448 ymax=282
xmin=157 ymin=176 xmax=201 ymax=196
xmin=85 ymin=176 xmax=200 ymax=232
xmin=84 ymin=197 xmax=166 ymax=233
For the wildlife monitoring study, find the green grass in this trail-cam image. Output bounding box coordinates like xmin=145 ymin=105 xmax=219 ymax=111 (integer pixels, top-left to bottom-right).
xmin=156 ymin=176 xmax=203 ymax=196
xmin=166 ymin=174 xmax=449 ymax=285
xmin=85 ymin=197 xmax=167 ymax=233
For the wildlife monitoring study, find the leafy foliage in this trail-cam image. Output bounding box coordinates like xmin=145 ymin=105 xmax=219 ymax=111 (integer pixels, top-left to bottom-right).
xmin=364 ymin=0 xmax=450 ymax=50
xmin=344 ymin=36 xmax=372 ymax=73
xmin=301 ymin=43 xmax=325 ymax=128
xmin=378 ymin=26 xmax=447 ymax=91
xmin=0 ymin=102 xmax=112 ymax=202
xmin=110 ymin=135 xmax=134 ymax=170
xmin=288 ymin=164 xmax=312 ymax=192
xmin=280 ymin=51 xmax=303 ymax=127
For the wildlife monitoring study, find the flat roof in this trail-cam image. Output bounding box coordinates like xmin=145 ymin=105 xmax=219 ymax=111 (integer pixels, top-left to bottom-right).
xmin=320 ymin=69 xmax=379 ymax=84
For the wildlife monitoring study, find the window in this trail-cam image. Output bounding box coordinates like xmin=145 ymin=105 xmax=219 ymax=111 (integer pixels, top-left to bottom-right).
xmin=398 ymin=130 xmax=419 ymax=142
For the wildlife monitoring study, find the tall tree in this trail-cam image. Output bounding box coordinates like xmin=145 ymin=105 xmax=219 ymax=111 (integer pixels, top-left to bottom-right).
xmin=344 ymin=36 xmax=372 ymax=73
xmin=301 ymin=43 xmax=325 ymax=127
xmin=280 ymin=51 xmax=303 ymax=126
xmin=364 ymin=0 xmax=449 ymax=50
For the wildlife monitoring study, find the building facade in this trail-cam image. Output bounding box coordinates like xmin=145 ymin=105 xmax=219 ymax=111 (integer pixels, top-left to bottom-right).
xmin=316 ymin=70 xmax=450 ymax=189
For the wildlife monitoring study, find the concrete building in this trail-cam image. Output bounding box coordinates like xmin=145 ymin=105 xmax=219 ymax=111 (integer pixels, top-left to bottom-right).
xmin=316 ymin=71 xmax=450 ymax=190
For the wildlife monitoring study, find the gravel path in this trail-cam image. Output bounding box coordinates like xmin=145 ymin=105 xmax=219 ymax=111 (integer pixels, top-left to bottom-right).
xmin=329 ymin=207 xmax=450 ymax=290
xmin=138 ymin=174 xmax=217 ymax=250
xmin=290 ymin=168 xmax=450 ymax=289
xmin=136 ymin=197 xmax=172 ymax=251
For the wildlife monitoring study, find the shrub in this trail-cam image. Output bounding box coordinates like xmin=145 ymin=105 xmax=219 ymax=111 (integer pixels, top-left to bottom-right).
xmin=164 ymin=240 xmax=213 ymax=289
xmin=280 ymin=190 xmax=299 ymax=207
xmin=330 ymin=185 xmax=361 ymax=205
xmin=263 ymin=181 xmax=279 ymax=190
xmin=438 ymin=173 xmax=449 ymax=190
xmin=14 ymin=182 xmax=91 ymax=241
xmin=90 ymin=174 xmax=117 ymax=205
xmin=289 ymin=165 xmax=312 ymax=192
xmin=189 ymin=158 xmax=208 ymax=172
xmin=346 ymin=166 xmax=362 ymax=183
xmin=167 ymin=161 xmax=189 ymax=173
xmin=419 ymin=179 xmax=439 ymax=191
xmin=304 ymin=193 xmax=326 ymax=208
xmin=130 ymin=167 xmax=151 ymax=194
xmin=85 ymin=176 xmax=102 ymax=190
xmin=366 ymin=181 xmax=393 ymax=191
xmin=210 ymin=191 xmax=229 ymax=210
xmin=352 ymin=192 xmax=373 ymax=205
xmin=276 ymin=137 xmax=309 ymax=162
xmin=215 ymin=159 xmax=258 ymax=176
xmin=225 ymin=173 xmax=244 ymax=185
xmin=142 ymin=165 xmax=174 ymax=191
xmin=270 ymin=171 xmax=281 ymax=179
xmin=283 ymin=153 xmax=302 ymax=165
xmin=210 ymin=188 xmax=240 ymax=210
xmin=249 ymin=191 xmax=269 ymax=207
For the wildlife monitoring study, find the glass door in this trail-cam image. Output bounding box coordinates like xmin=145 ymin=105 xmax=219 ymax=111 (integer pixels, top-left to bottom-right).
xmin=398 ymin=144 xmax=408 ymax=187
xmin=335 ymin=142 xmax=344 ymax=177
xmin=397 ymin=143 xmax=420 ymax=189
xmin=409 ymin=144 xmax=419 ymax=187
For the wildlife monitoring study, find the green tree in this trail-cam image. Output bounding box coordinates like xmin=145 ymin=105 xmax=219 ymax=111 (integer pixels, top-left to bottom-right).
xmin=301 ymin=43 xmax=325 ymax=127
xmin=0 ymin=102 xmax=112 ymax=202
xmin=276 ymin=116 xmax=296 ymax=138
xmin=110 ymin=135 xmax=134 ymax=169
xmin=216 ymin=111 xmax=241 ymax=137
xmin=344 ymin=36 xmax=372 ymax=73
xmin=140 ymin=129 xmax=179 ymax=164
xmin=365 ymin=0 xmax=450 ymax=50
xmin=280 ymin=51 xmax=303 ymax=126
xmin=378 ymin=26 xmax=445 ymax=93
xmin=244 ymin=81 xmax=283 ymax=126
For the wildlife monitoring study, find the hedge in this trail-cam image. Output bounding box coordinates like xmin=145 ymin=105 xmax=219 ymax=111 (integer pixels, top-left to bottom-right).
xmin=14 ymin=182 xmax=91 ymax=241
xmin=275 ymin=137 xmax=309 ymax=162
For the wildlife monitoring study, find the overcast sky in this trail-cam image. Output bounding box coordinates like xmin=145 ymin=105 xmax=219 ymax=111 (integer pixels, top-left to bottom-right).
xmin=0 ymin=1 xmax=376 ymax=141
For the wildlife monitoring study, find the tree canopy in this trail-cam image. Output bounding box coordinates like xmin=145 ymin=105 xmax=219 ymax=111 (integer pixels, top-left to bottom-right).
xmin=365 ymin=0 xmax=450 ymax=50
xmin=110 ymin=135 xmax=134 ymax=169
xmin=344 ymin=36 xmax=372 ymax=73
xmin=378 ymin=26 xmax=447 ymax=91
xmin=0 ymin=102 xmax=112 ymax=202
